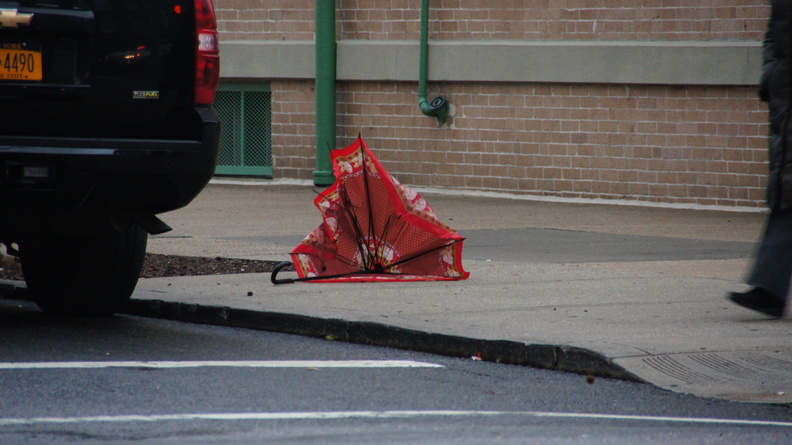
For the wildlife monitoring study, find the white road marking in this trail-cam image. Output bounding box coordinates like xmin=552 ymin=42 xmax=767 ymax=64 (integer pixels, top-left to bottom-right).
xmin=0 ymin=360 xmax=444 ymax=370
xmin=0 ymin=410 xmax=790 ymax=427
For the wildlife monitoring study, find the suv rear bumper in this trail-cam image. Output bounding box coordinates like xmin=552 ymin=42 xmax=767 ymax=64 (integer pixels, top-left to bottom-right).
xmin=0 ymin=107 xmax=220 ymax=219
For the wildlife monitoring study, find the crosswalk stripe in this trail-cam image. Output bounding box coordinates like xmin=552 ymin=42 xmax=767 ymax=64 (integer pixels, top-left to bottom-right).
xmin=0 ymin=410 xmax=790 ymax=427
xmin=0 ymin=360 xmax=444 ymax=370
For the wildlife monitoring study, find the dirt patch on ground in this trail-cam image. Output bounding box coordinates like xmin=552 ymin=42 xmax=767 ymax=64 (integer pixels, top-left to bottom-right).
xmin=0 ymin=253 xmax=287 ymax=282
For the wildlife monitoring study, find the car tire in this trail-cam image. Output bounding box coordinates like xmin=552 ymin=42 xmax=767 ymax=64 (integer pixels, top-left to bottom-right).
xmin=20 ymin=223 xmax=148 ymax=316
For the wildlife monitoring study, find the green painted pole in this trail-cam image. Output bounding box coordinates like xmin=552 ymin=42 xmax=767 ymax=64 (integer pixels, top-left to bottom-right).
xmin=314 ymin=0 xmax=336 ymax=186
xmin=418 ymin=0 xmax=448 ymax=124
xmin=418 ymin=0 xmax=432 ymax=116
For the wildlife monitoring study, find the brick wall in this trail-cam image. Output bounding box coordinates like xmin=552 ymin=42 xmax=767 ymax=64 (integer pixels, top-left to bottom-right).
xmin=332 ymin=82 xmax=767 ymax=207
xmin=270 ymin=80 xmax=316 ymax=178
xmin=214 ymin=0 xmax=312 ymax=40
xmin=215 ymin=0 xmax=772 ymax=208
xmin=215 ymin=1 xmax=768 ymax=41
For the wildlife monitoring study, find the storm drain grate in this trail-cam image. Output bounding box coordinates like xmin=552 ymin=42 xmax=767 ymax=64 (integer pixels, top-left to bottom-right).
xmin=687 ymin=353 xmax=760 ymax=380
xmin=735 ymin=350 xmax=792 ymax=372
xmin=642 ymin=356 xmax=728 ymax=385
xmin=618 ymin=349 xmax=792 ymax=403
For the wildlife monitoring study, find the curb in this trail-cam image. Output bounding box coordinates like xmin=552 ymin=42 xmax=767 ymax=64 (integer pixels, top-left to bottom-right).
xmin=123 ymin=298 xmax=643 ymax=383
xmin=0 ymin=282 xmax=643 ymax=383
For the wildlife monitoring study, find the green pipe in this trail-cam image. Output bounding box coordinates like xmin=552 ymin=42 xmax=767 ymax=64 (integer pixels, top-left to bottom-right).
xmin=314 ymin=0 xmax=336 ymax=186
xmin=418 ymin=0 xmax=449 ymax=124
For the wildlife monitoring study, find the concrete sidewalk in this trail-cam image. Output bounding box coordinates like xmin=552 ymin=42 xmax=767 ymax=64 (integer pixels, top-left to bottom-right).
xmin=9 ymin=182 xmax=792 ymax=404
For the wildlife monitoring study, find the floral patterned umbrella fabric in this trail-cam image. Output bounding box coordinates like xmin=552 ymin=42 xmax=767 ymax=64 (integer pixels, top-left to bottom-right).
xmin=272 ymin=136 xmax=468 ymax=283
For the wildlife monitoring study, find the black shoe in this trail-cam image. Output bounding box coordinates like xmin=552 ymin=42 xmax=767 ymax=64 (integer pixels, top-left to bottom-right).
xmin=728 ymin=288 xmax=785 ymax=318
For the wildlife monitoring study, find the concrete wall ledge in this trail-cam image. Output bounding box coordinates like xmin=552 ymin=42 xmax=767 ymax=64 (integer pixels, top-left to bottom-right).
xmin=220 ymin=39 xmax=762 ymax=86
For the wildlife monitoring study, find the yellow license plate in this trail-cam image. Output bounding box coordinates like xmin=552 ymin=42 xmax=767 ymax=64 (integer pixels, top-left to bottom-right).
xmin=0 ymin=45 xmax=42 ymax=81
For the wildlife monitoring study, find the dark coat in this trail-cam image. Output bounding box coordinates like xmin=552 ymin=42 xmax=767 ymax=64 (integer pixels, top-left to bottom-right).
xmin=761 ymin=0 xmax=792 ymax=211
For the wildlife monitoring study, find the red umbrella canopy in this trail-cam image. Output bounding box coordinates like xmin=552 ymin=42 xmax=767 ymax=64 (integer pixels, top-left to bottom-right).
xmin=290 ymin=136 xmax=469 ymax=282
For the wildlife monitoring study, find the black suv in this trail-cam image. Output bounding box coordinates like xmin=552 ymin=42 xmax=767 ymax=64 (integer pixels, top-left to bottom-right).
xmin=0 ymin=0 xmax=221 ymax=315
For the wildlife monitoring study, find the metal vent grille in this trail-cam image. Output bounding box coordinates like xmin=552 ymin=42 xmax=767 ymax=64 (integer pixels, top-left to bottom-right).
xmin=213 ymin=86 xmax=272 ymax=176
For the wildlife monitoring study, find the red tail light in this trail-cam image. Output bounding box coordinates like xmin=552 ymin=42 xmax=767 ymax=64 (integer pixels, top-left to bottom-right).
xmin=194 ymin=0 xmax=219 ymax=105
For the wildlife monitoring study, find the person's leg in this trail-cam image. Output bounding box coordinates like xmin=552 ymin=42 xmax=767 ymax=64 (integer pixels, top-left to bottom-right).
xmin=747 ymin=209 xmax=792 ymax=302
xmin=729 ymin=210 xmax=792 ymax=317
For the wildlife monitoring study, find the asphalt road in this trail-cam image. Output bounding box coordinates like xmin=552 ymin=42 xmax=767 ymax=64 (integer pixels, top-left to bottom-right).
xmin=1 ymin=298 xmax=791 ymax=444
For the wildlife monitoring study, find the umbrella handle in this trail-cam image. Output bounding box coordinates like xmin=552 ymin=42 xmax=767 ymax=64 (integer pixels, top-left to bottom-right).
xmin=271 ymin=261 xmax=296 ymax=285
